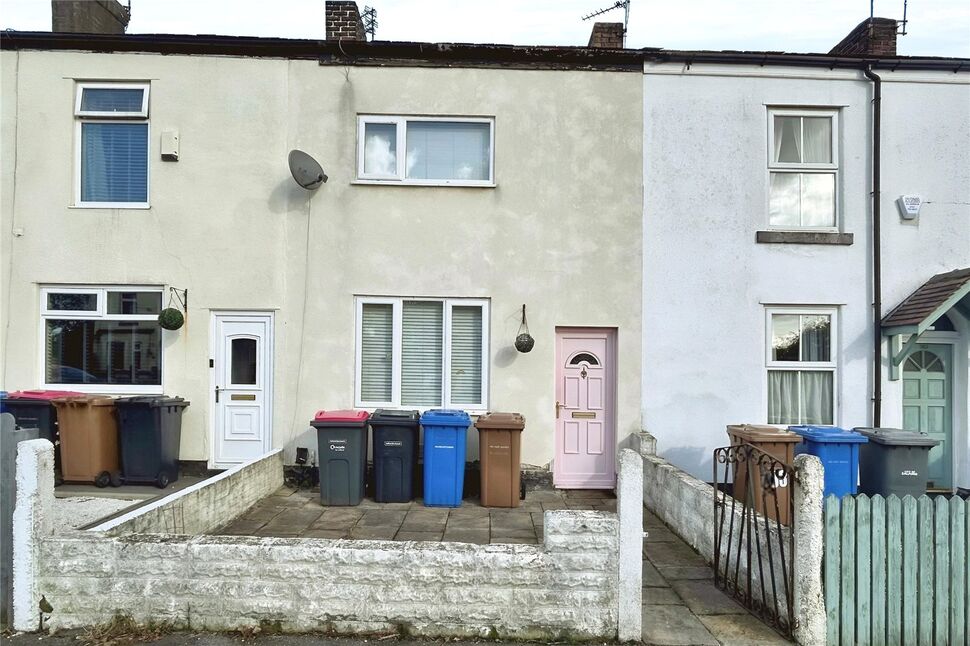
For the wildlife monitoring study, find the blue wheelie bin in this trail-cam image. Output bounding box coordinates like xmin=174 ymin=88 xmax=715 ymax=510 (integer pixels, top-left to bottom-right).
xmin=421 ymin=409 xmax=471 ymax=507
xmin=788 ymin=425 xmax=867 ymax=498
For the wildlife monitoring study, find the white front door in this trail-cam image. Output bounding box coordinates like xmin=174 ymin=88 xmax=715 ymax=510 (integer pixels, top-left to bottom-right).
xmin=211 ymin=312 xmax=273 ymax=468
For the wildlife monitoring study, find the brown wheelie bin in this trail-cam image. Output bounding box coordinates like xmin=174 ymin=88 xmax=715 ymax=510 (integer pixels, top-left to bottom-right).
xmin=726 ymin=424 xmax=801 ymax=525
xmin=53 ymin=396 xmax=120 ymax=487
xmin=475 ymin=412 xmax=525 ymax=508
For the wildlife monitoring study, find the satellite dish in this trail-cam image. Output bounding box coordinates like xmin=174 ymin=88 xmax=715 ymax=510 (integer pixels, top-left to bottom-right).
xmin=288 ymin=149 xmax=328 ymax=190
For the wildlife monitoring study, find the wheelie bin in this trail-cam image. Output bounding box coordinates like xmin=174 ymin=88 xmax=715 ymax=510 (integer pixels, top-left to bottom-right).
xmin=726 ymin=424 xmax=802 ymax=525
xmin=788 ymin=425 xmax=867 ymax=498
xmin=421 ymin=409 xmax=471 ymax=507
xmin=853 ymin=427 xmax=940 ymax=497
xmin=475 ymin=412 xmax=526 ymax=508
xmin=1 ymin=390 xmax=82 ymax=481
xmin=370 ymin=409 xmax=419 ymax=503
xmin=115 ymin=396 xmax=190 ymax=488
xmin=311 ymin=410 xmax=369 ymax=506
xmin=52 ymin=395 xmax=120 ymax=487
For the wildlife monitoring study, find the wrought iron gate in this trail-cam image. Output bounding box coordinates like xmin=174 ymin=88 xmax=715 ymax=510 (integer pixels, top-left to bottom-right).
xmin=713 ymin=443 xmax=796 ymax=638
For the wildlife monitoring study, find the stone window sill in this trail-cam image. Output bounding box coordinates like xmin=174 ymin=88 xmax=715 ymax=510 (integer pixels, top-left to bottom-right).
xmin=756 ymin=230 xmax=854 ymax=246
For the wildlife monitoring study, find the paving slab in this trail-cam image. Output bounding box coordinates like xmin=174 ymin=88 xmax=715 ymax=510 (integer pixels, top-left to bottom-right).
xmin=356 ymin=510 xmax=407 ymax=527
xmin=646 ymin=540 xmax=710 ymax=567
xmin=644 ymin=526 xmax=679 ymax=542
xmin=642 ymin=587 xmax=684 ymax=605
xmin=395 ymin=530 xmax=443 ymax=542
xmin=641 ymin=604 xmax=719 ymax=646
xmin=698 ymin=614 xmax=793 ymax=645
xmin=441 ymin=529 xmax=490 ymax=544
xmin=219 ymin=519 xmax=266 ymax=535
xmin=302 ymin=529 xmax=350 ymax=539
xmin=642 ymin=559 xmax=668 ymax=588
xmin=669 ymin=579 xmax=747 ymax=616
xmin=657 ymin=566 xmax=716 ymax=581
xmin=350 ymin=525 xmax=397 ymax=540
xmin=445 ymin=515 xmax=489 ymax=530
xmin=491 ymin=535 xmax=538 ymax=544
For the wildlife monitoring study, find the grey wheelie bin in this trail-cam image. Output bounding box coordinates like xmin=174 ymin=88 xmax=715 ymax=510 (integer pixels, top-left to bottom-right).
xmin=311 ymin=410 xmax=370 ymax=506
xmin=853 ymin=427 xmax=940 ymax=497
xmin=370 ymin=409 xmax=420 ymax=503
xmin=115 ymin=396 xmax=190 ymax=488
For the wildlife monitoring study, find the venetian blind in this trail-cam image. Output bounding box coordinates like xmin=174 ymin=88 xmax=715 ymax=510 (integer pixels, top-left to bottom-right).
xmin=401 ymin=301 xmax=443 ymax=406
xmin=360 ymin=303 xmax=393 ymax=402
xmin=450 ymin=305 xmax=483 ymax=405
xmin=81 ymin=122 xmax=148 ymax=203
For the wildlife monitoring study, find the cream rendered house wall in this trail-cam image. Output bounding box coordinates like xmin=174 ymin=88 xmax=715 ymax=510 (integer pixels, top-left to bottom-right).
xmin=641 ymin=62 xmax=969 ymax=486
xmin=0 ymin=49 xmax=643 ymax=470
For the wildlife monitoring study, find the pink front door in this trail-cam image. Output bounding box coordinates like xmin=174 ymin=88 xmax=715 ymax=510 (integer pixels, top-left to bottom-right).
xmin=554 ymin=328 xmax=616 ymax=488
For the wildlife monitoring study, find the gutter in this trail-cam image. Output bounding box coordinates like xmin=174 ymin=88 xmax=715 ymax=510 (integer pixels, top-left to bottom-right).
xmin=863 ymin=65 xmax=882 ymax=427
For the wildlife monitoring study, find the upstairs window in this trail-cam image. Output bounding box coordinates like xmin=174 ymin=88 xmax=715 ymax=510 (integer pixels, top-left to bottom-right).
xmin=75 ymin=83 xmax=150 ymax=207
xmin=767 ymin=110 xmax=838 ymax=229
xmin=357 ymin=116 xmax=494 ymax=186
xmin=355 ymin=297 xmax=489 ymax=409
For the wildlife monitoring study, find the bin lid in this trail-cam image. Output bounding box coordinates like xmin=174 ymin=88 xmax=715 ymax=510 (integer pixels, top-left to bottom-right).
xmin=727 ymin=424 xmax=802 ymax=443
xmin=312 ymin=409 xmax=369 ymax=423
xmin=475 ymin=412 xmax=525 ymax=430
xmin=6 ymin=389 xmax=84 ymax=401
xmin=370 ymin=409 xmax=420 ymax=426
xmin=115 ymin=395 xmax=189 ymax=408
xmin=788 ymin=425 xmax=868 ymax=444
xmin=420 ymin=409 xmax=471 ymax=426
xmin=51 ymin=395 xmax=115 ymax=407
xmin=853 ymin=427 xmax=940 ymax=447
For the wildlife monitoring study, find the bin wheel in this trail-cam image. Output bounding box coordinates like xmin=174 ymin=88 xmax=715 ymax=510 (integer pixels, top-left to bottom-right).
xmin=94 ymin=471 xmax=111 ymax=488
xmin=156 ymin=471 xmax=171 ymax=489
xmin=109 ymin=471 xmax=123 ymax=487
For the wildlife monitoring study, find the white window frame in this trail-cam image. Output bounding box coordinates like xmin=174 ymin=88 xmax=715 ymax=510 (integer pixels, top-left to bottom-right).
xmin=764 ymin=306 xmax=839 ymax=425
xmin=356 ymin=115 xmax=496 ymax=187
xmin=40 ymin=285 xmax=165 ymax=394
xmin=74 ymin=82 xmax=151 ymax=209
xmin=354 ymin=296 xmax=490 ymax=411
xmin=766 ymin=108 xmax=839 ymax=231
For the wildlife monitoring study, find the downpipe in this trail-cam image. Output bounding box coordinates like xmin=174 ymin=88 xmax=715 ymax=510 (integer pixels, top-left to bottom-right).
xmin=863 ymin=65 xmax=882 ymax=426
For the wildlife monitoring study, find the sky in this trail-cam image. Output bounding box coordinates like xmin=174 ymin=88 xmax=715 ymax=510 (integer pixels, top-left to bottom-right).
xmin=2 ymin=0 xmax=968 ymax=57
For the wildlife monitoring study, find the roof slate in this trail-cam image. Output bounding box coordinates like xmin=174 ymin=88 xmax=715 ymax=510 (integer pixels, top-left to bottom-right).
xmin=882 ymin=267 xmax=970 ymax=329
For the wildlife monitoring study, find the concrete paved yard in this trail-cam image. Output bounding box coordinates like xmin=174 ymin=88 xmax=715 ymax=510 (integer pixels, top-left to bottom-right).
xmin=213 ymin=486 xmax=615 ymax=544
xmin=640 ymin=508 xmax=792 ymax=646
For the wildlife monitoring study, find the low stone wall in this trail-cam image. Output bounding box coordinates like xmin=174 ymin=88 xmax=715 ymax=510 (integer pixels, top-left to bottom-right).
xmin=14 ymin=441 xmax=641 ymax=640
xmin=89 ymin=450 xmax=284 ymax=536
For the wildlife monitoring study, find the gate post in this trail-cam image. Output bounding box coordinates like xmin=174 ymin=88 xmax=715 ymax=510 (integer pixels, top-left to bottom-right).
xmin=12 ymin=439 xmax=55 ymax=632
xmin=792 ymin=454 xmax=825 ymax=646
xmin=616 ymin=448 xmax=643 ymax=641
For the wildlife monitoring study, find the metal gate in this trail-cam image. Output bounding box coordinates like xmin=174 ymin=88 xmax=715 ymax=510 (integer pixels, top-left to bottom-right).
xmin=713 ymin=443 xmax=796 ymax=638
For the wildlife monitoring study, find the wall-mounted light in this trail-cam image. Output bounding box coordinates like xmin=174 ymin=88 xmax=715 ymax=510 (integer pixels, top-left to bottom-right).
xmin=514 ymin=304 xmax=535 ymax=353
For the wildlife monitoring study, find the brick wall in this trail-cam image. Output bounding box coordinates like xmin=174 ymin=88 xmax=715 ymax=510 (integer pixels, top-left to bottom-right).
xmin=51 ymin=0 xmax=130 ymax=34
xmin=326 ymin=1 xmax=366 ymax=41
xmin=35 ymin=511 xmax=619 ymax=638
xmin=588 ymin=23 xmax=625 ymax=49
xmin=87 ymin=450 xmax=284 ymax=536
xmin=829 ymin=17 xmax=898 ymax=57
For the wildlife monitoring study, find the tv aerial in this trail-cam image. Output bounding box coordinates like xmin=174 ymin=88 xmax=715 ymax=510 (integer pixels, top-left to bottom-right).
xmin=582 ymin=0 xmax=631 ymax=44
xmin=287 ymin=150 xmax=328 ymax=190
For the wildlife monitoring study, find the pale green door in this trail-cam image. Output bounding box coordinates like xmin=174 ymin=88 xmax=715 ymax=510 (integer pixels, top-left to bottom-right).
xmin=902 ymin=344 xmax=952 ymax=490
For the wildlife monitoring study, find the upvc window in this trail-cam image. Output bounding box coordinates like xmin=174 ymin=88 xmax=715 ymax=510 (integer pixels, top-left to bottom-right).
xmin=766 ymin=307 xmax=837 ymax=425
xmin=74 ymin=82 xmax=150 ymax=208
xmin=41 ymin=286 xmax=163 ymax=393
xmin=767 ymin=109 xmax=838 ymax=229
xmin=355 ymin=297 xmax=489 ymax=410
xmin=357 ymin=116 xmax=494 ymax=186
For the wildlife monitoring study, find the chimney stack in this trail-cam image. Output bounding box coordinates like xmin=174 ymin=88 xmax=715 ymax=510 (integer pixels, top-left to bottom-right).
xmin=587 ymin=22 xmax=625 ymax=48
xmin=829 ymin=17 xmax=898 ymax=57
xmin=326 ymin=1 xmax=366 ymax=41
xmin=51 ymin=0 xmax=130 ymax=34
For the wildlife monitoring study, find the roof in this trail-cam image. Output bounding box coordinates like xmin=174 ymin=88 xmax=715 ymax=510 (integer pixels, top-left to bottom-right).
xmin=882 ymin=267 xmax=970 ymax=335
xmin=1 ymin=31 xmax=968 ymax=73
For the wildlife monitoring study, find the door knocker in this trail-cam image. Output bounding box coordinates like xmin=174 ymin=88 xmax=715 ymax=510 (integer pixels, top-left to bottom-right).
xmin=580 ymin=367 xmax=588 ymax=379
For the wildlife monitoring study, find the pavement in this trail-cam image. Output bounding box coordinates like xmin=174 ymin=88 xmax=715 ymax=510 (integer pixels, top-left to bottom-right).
xmin=212 ymin=486 xmax=615 ymax=544
xmin=640 ymin=508 xmax=792 ymax=646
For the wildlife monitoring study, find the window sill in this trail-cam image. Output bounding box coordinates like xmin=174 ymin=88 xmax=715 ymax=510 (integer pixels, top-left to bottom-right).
xmin=756 ymin=230 xmax=853 ymax=246
xmin=352 ymin=180 xmax=496 ymax=188
xmin=70 ymin=203 xmax=151 ymax=210
xmin=41 ymin=384 xmax=163 ymax=396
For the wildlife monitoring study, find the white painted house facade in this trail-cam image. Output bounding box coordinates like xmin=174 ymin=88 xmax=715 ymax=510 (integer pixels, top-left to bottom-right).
xmin=641 ymin=42 xmax=970 ymax=491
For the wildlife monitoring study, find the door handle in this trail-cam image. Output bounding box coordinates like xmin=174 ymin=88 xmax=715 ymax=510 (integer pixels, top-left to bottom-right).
xmin=556 ymin=400 xmax=562 ymax=419
xmin=215 ymin=386 xmax=221 ymax=403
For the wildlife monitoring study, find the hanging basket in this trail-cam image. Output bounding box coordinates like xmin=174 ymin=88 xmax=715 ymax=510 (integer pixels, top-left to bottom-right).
xmin=515 ymin=304 xmax=534 ymax=353
xmin=158 ymin=307 xmax=185 ymax=331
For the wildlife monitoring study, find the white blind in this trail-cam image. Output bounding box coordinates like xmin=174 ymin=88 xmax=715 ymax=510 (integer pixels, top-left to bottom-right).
xmin=401 ymin=301 xmax=443 ymax=406
xmin=450 ymin=305 xmax=483 ymax=405
xmin=360 ymin=303 xmax=393 ymax=402
xmin=81 ymin=122 xmax=148 ymax=203
xmin=405 ymin=121 xmax=490 ymax=181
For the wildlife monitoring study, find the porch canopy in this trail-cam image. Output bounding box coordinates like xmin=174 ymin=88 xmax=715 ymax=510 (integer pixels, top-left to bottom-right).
xmin=883 ymin=267 xmax=970 ymax=379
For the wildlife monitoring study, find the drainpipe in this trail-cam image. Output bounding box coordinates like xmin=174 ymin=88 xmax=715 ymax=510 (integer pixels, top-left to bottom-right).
xmin=864 ymin=65 xmax=882 ymax=426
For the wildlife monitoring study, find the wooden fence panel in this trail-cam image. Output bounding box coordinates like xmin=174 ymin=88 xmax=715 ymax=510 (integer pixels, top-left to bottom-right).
xmin=824 ymin=494 xmax=968 ymax=646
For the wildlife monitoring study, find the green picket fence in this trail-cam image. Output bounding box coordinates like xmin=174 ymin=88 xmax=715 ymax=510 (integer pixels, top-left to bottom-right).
xmin=824 ymin=494 xmax=968 ymax=645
